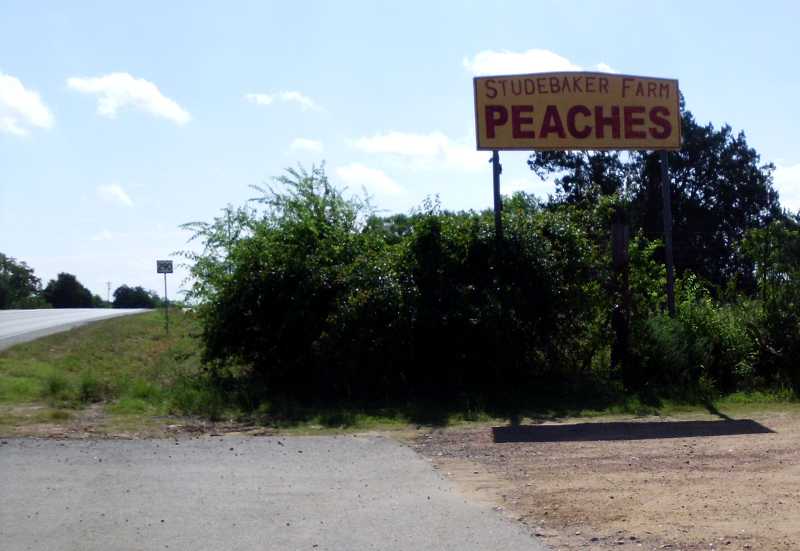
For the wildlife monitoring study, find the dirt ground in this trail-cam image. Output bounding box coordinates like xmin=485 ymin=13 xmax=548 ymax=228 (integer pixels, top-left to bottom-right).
xmin=0 ymin=404 xmax=276 ymax=439
xmin=413 ymin=410 xmax=800 ymax=551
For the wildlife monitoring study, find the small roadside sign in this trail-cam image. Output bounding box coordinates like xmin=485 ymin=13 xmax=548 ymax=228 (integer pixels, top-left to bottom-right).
xmin=156 ymin=260 xmax=173 ymax=274
xmin=156 ymin=260 xmax=173 ymax=333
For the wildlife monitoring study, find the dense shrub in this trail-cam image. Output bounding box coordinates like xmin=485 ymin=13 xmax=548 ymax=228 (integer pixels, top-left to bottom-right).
xmin=632 ymin=277 xmax=757 ymax=395
xmin=742 ymin=222 xmax=800 ymax=390
xmin=184 ymin=168 xmax=608 ymax=404
xmin=183 ymin=166 xmax=800 ymax=408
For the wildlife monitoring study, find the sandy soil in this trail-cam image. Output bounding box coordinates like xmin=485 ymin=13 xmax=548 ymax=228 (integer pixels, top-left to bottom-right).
xmin=413 ymin=411 xmax=800 ymax=551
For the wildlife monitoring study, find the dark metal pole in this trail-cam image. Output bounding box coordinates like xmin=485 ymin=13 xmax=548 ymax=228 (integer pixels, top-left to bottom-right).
xmin=491 ymin=150 xmax=504 ymax=389
xmin=660 ymin=150 xmax=676 ymax=317
xmin=492 ymin=150 xmax=503 ymax=250
xmin=164 ymin=272 xmax=169 ymax=334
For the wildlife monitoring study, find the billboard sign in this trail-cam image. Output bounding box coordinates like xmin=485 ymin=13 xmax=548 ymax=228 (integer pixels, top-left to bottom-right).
xmin=474 ymin=72 xmax=680 ymax=151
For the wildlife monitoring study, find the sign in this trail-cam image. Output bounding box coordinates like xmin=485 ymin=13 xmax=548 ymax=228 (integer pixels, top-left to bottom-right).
xmin=474 ymin=72 xmax=680 ymax=151
xmin=156 ymin=260 xmax=173 ymax=274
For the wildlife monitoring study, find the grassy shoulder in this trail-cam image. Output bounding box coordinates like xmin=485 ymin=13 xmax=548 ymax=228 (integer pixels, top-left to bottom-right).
xmin=0 ymin=310 xmax=206 ymax=436
xmin=1 ymin=309 xmax=798 ymax=437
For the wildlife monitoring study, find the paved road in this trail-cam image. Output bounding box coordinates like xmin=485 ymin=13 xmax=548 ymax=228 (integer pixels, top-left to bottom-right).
xmin=0 ymin=436 xmax=548 ymax=551
xmin=0 ymin=308 xmax=149 ymax=351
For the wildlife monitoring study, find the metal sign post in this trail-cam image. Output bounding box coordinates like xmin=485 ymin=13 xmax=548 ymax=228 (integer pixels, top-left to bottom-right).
xmin=660 ymin=151 xmax=676 ymax=317
xmin=156 ymin=260 xmax=173 ymax=334
xmin=491 ymin=150 xmax=503 ymax=255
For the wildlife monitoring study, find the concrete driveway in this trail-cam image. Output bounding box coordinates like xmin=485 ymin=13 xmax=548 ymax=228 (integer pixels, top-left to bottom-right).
xmin=0 ymin=435 xmax=548 ymax=551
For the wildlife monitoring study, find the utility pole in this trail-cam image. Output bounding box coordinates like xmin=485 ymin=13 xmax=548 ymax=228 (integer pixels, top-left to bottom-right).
xmin=106 ymin=281 xmax=111 ymax=306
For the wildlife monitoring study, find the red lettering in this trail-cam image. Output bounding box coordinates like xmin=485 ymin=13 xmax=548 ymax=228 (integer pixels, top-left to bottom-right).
xmin=549 ymin=77 xmax=561 ymax=94
xmin=649 ymin=107 xmax=672 ymax=139
xmin=599 ymin=77 xmax=609 ymax=94
xmin=524 ymin=79 xmax=536 ymax=94
xmin=622 ymin=78 xmax=634 ymax=98
xmin=594 ymin=106 xmax=620 ymax=139
xmin=623 ymin=106 xmax=646 ymax=139
xmin=586 ymin=76 xmax=596 ymax=93
xmin=485 ymin=105 xmax=508 ymax=138
xmin=486 ymin=79 xmax=498 ymax=99
xmin=537 ymin=78 xmax=547 ymax=93
xmin=567 ymin=105 xmax=592 ymax=138
xmin=539 ymin=105 xmax=565 ymax=138
xmin=511 ymin=105 xmax=535 ymax=139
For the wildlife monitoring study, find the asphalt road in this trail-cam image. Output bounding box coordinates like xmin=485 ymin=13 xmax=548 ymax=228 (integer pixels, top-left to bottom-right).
xmin=0 ymin=308 xmax=149 ymax=351
xmin=0 ymin=436 xmax=548 ymax=551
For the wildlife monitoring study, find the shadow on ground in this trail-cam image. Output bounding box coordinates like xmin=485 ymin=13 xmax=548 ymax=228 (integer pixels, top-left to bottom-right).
xmin=492 ymin=419 xmax=774 ymax=443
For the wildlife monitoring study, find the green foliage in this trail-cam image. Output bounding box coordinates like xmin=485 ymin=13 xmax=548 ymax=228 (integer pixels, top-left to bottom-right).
xmin=0 ymin=253 xmax=47 ymax=309
xmin=43 ymin=273 xmax=94 ymax=308
xmin=632 ymin=276 xmax=757 ymax=395
xmin=742 ymin=220 xmax=800 ymax=390
xmin=186 ymin=166 xmax=609 ymax=405
xmin=78 ymin=371 xmax=105 ymax=403
xmin=112 ymin=284 xmax=161 ymax=308
xmin=529 ymin=107 xmax=781 ymax=291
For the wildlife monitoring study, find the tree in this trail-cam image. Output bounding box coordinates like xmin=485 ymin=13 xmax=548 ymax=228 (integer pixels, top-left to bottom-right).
xmin=112 ymin=285 xmax=160 ymax=308
xmin=42 ymin=273 xmax=94 ymax=308
xmin=0 ymin=253 xmax=46 ymax=309
xmin=528 ymin=105 xmax=781 ymax=292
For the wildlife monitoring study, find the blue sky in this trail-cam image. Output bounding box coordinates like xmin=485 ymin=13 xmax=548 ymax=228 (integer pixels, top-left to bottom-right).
xmin=2 ymin=0 xmax=799 ymax=300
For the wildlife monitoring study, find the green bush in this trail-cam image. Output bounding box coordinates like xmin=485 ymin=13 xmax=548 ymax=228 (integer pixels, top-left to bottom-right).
xmin=42 ymin=372 xmax=73 ymax=403
xmin=181 ymin=165 xmax=799 ymax=409
xmin=182 ymin=168 xmax=607 ymax=405
xmin=632 ymin=276 xmax=757 ymax=394
xmin=78 ymin=371 xmax=104 ymax=403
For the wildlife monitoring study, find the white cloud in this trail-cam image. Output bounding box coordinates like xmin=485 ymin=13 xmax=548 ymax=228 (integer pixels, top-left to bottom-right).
xmin=67 ymin=72 xmax=191 ymax=125
xmin=0 ymin=72 xmax=54 ymax=136
xmin=91 ymin=229 xmax=114 ymax=241
xmin=462 ymin=48 xmax=616 ymax=76
xmin=774 ymin=163 xmax=800 ymax=212
xmin=594 ymin=62 xmax=619 ymax=73
xmin=245 ymin=91 xmax=320 ymax=111
xmin=352 ymin=131 xmax=485 ymax=172
xmin=96 ymin=183 xmax=133 ymax=207
xmin=336 ymin=163 xmax=403 ymax=195
xmin=290 ymin=137 xmax=323 ymax=152
xmin=244 ymin=93 xmax=274 ymax=106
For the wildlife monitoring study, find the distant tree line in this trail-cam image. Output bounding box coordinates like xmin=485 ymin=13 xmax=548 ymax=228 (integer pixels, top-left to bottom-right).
xmin=181 ymin=101 xmax=800 ymax=409
xmin=0 ymin=255 xmax=162 ymax=310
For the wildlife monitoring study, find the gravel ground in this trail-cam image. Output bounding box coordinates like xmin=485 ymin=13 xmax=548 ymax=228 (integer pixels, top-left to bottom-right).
xmin=413 ymin=411 xmax=800 ymax=551
xmin=0 ymin=435 xmax=549 ymax=551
